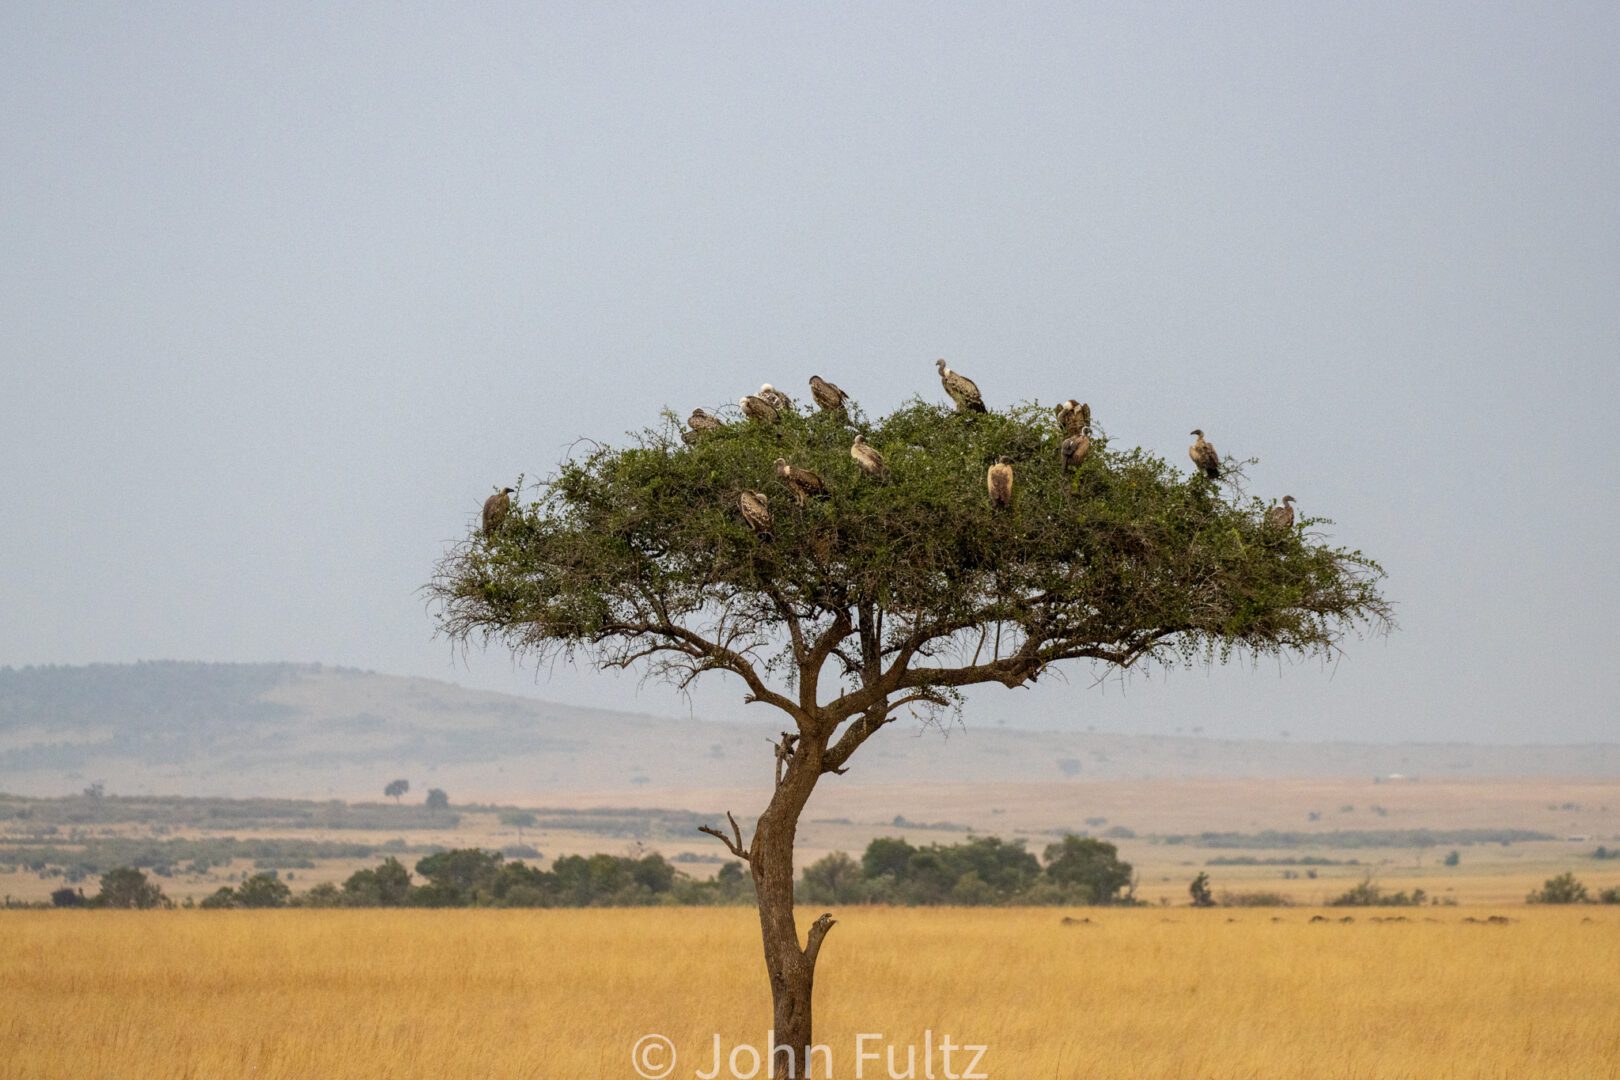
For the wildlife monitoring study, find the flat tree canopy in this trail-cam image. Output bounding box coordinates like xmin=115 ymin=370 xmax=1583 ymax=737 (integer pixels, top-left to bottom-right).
xmin=434 ymin=399 xmax=1389 ymax=726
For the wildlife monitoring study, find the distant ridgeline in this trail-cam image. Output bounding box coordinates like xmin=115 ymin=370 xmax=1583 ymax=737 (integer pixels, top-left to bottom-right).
xmin=0 ymin=661 xmax=310 ymax=732
xmin=3 ymin=662 xmax=1619 ymax=794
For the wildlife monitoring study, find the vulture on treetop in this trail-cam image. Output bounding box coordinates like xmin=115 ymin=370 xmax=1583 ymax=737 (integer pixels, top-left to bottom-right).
xmin=1188 ymin=429 xmax=1220 ymax=479
xmin=683 ymin=408 xmax=722 ymax=444
xmin=1061 ymin=433 xmax=1091 ymax=472
xmin=739 ymin=491 xmax=773 ymax=539
xmin=936 ymin=359 xmax=986 ymax=413
xmin=809 ymin=375 xmax=849 ymax=413
xmin=482 ymin=487 xmax=515 ymax=536
xmin=758 ymin=384 xmax=792 ymax=412
xmin=740 ymin=394 xmax=780 ymax=424
xmin=987 ymin=458 xmax=1014 ymax=509
xmin=1055 ymin=399 xmax=1091 ymax=437
xmin=775 ymin=457 xmax=829 ymax=506
xmin=850 ymin=434 xmax=888 ymax=478
xmin=1267 ymin=495 xmax=1297 ymax=530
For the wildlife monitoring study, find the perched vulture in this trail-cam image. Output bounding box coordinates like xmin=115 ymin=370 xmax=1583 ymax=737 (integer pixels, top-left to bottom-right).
xmin=482 ymin=487 xmax=515 ymax=536
xmin=774 ymin=457 xmax=829 ymax=506
xmin=936 ymin=359 xmax=986 ymax=413
xmin=1188 ymin=429 xmax=1220 ymax=479
xmin=809 ymin=375 xmax=849 ymax=413
xmin=1061 ymin=433 xmax=1091 ymax=472
xmin=850 ymin=434 xmax=888 ymax=478
xmin=739 ymin=491 xmax=773 ymax=539
xmin=740 ymin=394 xmax=780 ymax=424
xmin=1266 ymin=495 xmax=1297 ymax=530
xmin=758 ymin=384 xmax=793 ymax=412
xmin=1055 ymin=400 xmax=1091 ymax=437
xmin=682 ymin=408 xmax=722 ymax=445
xmin=987 ymin=457 xmax=1014 ymax=509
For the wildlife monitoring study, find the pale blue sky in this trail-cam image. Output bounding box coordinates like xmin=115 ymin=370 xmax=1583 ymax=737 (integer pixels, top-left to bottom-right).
xmin=3 ymin=2 xmax=1617 ymax=742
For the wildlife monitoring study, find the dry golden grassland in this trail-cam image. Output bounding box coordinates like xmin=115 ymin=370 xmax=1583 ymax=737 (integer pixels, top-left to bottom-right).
xmin=4 ymin=907 xmax=1618 ymax=1080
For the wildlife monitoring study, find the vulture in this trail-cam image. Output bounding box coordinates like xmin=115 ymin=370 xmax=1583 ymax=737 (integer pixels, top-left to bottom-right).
xmin=739 ymin=491 xmax=773 ymax=539
xmin=987 ymin=457 xmax=1014 ymax=509
xmin=774 ymin=457 xmax=829 ymax=506
xmin=758 ymin=383 xmax=793 ymax=412
xmin=936 ymin=359 xmax=986 ymax=413
xmin=809 ymin=375 xmax=849 ymax=413
xmin=482 ymin=487 xmax=515 ymax=536
xmin=1061 ymin=433 xmax=1091 ymax=472
xmin=1266 ymin=495 xmax=1297 ymax=531
xmin=850 ymin=434 xmax=888 ymax=478
xmin=1055 ymin=400 xmax=1091 ymax=437
xmin=740 ymin=394 xmax=780 ymax=424
xmin=1188 ymin=429 xmax=1220 ymax=479
xmin=682 ymin=408 xmax=722 ymax=445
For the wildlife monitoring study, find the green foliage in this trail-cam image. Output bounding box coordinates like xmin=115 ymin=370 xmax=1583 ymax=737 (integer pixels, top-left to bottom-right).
xmin=432 ymin=397 xmax=1390 ymax=714
xmin=1188 ymin=871 xmax=1215 ymax=907
xmin=1042 ymin=836 xmax=1135 ymax=904
xmin=341 ymin=856 xmax=415 ymax=907
xmin=234 ymin=872 xmax=292 ymax=909
xmin=93 ymin=866 xmax=167 ymax=909
xmin=804 ymin=834 xmax=1132 ymax=906
xmin=1329 ymin=876 xmax=1427 ymax=907
xmin=49 ymin=886 xmax=85 ymax=908
xmin=1527 ymin=872 xmax=1590 ymax=904
xmin=384 ymin=779 xmax=409 ymax=801
xmin=424 ymin=789 xmax=450 ymax=812
xmin=1444 ymin=850 xmax=1461 ymax=867
xmin=1598 ymin=886 xmax=1620 ymax=904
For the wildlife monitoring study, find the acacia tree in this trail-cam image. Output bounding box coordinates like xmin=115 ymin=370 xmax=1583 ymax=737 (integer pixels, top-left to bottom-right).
xmin=431 ymin=393 xmax=1389 ymax=1077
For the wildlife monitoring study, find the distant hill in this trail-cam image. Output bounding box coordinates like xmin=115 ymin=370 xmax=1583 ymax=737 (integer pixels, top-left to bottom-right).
xmin=1 ymin=662 xmax=1617 ymax=799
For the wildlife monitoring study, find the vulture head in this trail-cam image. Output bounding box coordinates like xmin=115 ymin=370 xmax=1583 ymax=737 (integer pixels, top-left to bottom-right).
xmin=935 ymin=358 xmax=948 ymax=375
xmin=1190 ymin=428 xmax=1204 ymax=438
xmin=1282 ymin=495 xmax=1296 ymax=505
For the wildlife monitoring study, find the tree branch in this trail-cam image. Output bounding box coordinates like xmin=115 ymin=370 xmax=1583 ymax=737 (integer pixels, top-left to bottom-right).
xmin=804 ymin=911 xmax=837 ymax=967
xmin=698 ymin=811 xmax=750 ymax=861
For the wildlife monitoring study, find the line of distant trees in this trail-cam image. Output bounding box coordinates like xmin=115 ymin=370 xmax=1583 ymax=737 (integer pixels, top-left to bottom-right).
xmin=24 ymin=835 xmax=1141 ymax=910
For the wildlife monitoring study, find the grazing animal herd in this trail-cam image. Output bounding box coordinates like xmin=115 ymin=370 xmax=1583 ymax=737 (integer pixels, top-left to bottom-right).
xmin=481 ymin=360 xmax=1299 ymax=540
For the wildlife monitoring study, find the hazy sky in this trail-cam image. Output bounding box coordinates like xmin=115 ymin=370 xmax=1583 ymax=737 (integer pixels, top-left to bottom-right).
xmin=3 ymin=3 xmax=1617 ymax=744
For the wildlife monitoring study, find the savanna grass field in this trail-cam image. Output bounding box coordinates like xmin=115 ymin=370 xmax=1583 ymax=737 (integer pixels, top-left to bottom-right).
xmin=5 ymin=906 xmax=1618 ymax=1080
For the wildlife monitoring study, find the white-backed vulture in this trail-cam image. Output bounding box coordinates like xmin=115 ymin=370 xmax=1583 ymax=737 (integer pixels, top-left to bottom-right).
xmin=740 ymin=394 xmax=780 ymax=424
xmin=850 ymin=434 xmax=888 ymax=478
xmin=936 ymin=358 xmax=986 ymax=413
xmin=1055 ymin=399 xmax=1091 ymax=437
xmin=683 ymin=408 xmax=722 ymax=444
xmin=809 ymin=375 xmax=849 ymax=412
xmin=1189 ymin=429 xmax=1220 ymax=479
xmin=1061 ymin=433 xmax=1091 ymax=472
xmin=482 ymin=487 xmax=515 ymax=536
xmin=987 ymin=457 xmax=1014 ymax=509
xmin=774 ymin=457 xmax=828 ymax=506
xmin=758 ymin=384 xmax=793 ymax=412
xmin=739 ymin=491 xmax=773 ymax=539
xmin=1266 ymin=495 xmax=1297 ymax=530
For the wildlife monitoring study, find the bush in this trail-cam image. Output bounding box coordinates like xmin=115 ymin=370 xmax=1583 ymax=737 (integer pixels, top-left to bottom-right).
xmin=1598 ymin=886 xmax=1620 ymax=904
xmin=1218 ymin=890 xmax=1294 ymax=907
xmin=1527 ymin=872 xmax=1589 ymax=904
xmin=1329 ymin=876 xmax=1426 ymax=907
xmin=1188 ymin=872 xmax=1215 ymax=908
xmin=93 ymin=867 xmax=167 ymax=909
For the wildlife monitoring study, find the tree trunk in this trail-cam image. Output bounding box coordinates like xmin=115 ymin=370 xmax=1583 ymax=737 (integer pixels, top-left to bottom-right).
xmin=749 ymin=746 xmax=830 ymax=1080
